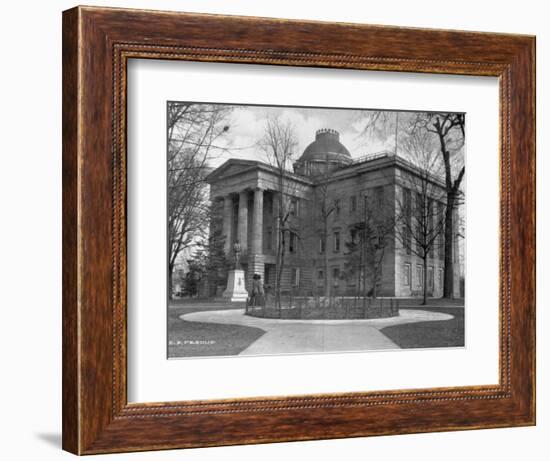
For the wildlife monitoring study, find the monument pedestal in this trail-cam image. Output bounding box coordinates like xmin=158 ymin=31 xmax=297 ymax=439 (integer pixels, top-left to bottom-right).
xmin=222 ymin=269 xmax=248 ymax=302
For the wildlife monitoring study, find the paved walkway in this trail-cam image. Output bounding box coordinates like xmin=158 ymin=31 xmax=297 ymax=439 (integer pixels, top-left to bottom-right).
xmin=180 ymin=309 xmax=453 ymax=355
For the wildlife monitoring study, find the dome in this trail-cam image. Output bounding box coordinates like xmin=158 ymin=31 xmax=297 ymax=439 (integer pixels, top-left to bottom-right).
xmin=294 ymin=129 xmax=352 ymax=176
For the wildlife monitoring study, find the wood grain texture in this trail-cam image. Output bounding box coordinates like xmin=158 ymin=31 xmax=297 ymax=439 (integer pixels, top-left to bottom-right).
xmin=62 ymin=5 xmax=536 ymax=455
xmin=61 ymin=7 xmax=79 ymax=454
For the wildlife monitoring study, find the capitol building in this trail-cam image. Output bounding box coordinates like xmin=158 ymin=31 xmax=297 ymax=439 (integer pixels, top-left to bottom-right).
xmin=206 ymin=128 xmax=461 ymax=299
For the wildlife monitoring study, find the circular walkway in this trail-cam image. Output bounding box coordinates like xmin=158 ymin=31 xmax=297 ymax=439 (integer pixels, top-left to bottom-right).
xmin=181 ymin=309 xmax=453 ymax=356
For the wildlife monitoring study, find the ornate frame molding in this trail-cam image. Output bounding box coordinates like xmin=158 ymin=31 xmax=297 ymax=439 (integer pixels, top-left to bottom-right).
xmin=63 ymin=6 xmax=535 ymax=454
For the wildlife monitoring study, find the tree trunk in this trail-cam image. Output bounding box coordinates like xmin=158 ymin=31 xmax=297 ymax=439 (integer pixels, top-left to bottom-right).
xmin=168 ymin=262 xmax=174 ymax=301
xmin=274 ymin=242 xmax=281 ymax=307
xmin=443 ymin=192 xmax=455 ymax=298
xmin=371 ymin=261 xmax=378 ymax=299
xmin=372 ymin=247 xmax=386 ymax=300
xmin=276 ymin=229 xmax=286 ymax=315
xmin=362 ymin=201 xmax=368 ymax=305
xmin=323 ymin=231 xmax=330 ymax=300
xmin=422 ymin=254 xmax=428 ymax=305
xmin=360 ymin=237 xmax=367 ymax=311
xmin=275 ymin=178 xmax=285 ymax=313
xmin=362 ymin=242 xmax=368 ymax=301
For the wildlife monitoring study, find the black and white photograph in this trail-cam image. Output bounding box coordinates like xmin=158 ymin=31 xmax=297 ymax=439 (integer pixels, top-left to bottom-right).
xmin=167 ymin=102 xmax=466 ymax=358
xmin=2 ymin=0 xmax=542 ymax=458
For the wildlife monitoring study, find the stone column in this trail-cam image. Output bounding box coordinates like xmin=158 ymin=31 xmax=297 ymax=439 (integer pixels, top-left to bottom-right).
xmin=222 ymin=195 xmax=233 ymax=256
xmin=248 ymin=188 xmax=265 ymax=289
xmin=251 ymin=188 xmax=264 ymax=255
xmin=237 ymin=190 xmax=249 ymax=253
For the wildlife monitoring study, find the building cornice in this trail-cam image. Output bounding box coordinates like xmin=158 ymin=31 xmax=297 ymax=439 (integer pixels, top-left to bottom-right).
xmin=206 ymin=155 xmax=447 ymax=191
xmin=205 ymin=158 xmax=314 ymax=186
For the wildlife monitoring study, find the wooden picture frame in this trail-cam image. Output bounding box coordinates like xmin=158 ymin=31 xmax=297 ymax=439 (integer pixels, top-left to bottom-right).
xmin=62 ymin=5 xmax=535 ymax=455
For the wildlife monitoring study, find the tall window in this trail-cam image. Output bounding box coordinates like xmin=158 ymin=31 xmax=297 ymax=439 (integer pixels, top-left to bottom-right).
xmin=350 ymin=228 xmax=358 ymax=245
xmin=403 ymin=188 xmax=412 ymax=255
xmin=333 ymin=231 xmax=341 ymax=252
xmin=350 ymin=195 xmax=357 ymax=213
xmin=404 ymin=225 xmax=411 ymax=255
xmin=416 ymin=264 xmax=423 ymax=288
xmin=416 ymin=191 xmax=423 ymax=215
xmin=291 ymin=268 xmax=300 ymax=287
xmin=317 ymin=269 xmax=324 ymax=287
xmin=267 ymin=228 xmax=273 ymax=251
xmin=403 ymin=263 xmax=411 ymax=286
xmin=319 ymin=236 xmax=326 ymax=254
xmin=348 ymin=268 xmax=356 ymax=286
xmin=437 ymin=201 xmax=445 ymax=260
xmin=415 ymin=192 xmax=423 ymax=257
xmin=290 ymin=198 xmax=299 ymax=217
xmin=334 ymin=199 xmax=341 ymax=216
xmin=428 ymin=266 xmax=434 ymax=291
xmin=415 ymin=223 xmax=422 ymax=255
xmin=403 ymin=188 xmax=411 ymax=213
xmin=428 ymin=199 xmax=435 ymax=258
xmin=377 ymin=232 xmax=385 ymax=247
xmin=375 ymin=186 xmax=384 ymax=208
xmin=332 ymin=266 xmax=340 ymax=286
xmin=289 ymin=232 xmax=297 ymax=253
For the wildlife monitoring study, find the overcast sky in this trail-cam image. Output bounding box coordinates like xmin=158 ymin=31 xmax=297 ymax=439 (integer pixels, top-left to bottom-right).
xmin=209 ymin=104 xmax=399 ymax=168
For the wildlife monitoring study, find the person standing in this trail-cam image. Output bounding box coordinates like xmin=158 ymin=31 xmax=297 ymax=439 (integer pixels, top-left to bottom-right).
xmin=251 ymin=273 xmax=265 ymax=306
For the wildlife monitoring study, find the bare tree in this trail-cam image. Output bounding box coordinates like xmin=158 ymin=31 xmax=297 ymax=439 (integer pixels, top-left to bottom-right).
xmin=410 ymin=112 xmax=465 ymax=298
xmin=343 ymin=189 xmax=394 ymax=303
xmin=395 ymin=130 xmax=446 ymax=305
xmin=167 ymin=103 xmax=232 ymax=297
xmin=309 ymin=156 xmax=338 ymax=299
xmin=259 ymin=115 xmax=299 ymax=309
xmin=355 ymin=110 xmax=406 ymax=156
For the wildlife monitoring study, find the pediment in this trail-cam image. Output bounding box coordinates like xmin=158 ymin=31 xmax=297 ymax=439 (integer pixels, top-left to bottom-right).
xmin=217 ymin=164 xmax=253 ymax=178
xmin=206 ymin=159 xmax=260 ymax=183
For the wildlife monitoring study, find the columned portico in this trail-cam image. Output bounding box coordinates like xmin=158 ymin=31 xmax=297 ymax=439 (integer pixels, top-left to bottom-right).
xmin=219 ymin=187 xmax=267 ymax=290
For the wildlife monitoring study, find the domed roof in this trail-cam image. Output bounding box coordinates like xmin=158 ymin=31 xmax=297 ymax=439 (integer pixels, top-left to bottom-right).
xmin=299 ymin=129 xmax=352 ymax=164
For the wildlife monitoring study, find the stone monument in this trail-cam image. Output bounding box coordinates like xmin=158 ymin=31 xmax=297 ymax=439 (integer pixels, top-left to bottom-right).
xmin=222 ymin=240 xmax=248 ymax=302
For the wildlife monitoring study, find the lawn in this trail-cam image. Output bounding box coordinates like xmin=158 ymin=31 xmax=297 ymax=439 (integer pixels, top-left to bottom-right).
xmin=168 ymin=300 xmax=266 ymax=358
xmin=168 ymin=298 xmax=464 ymax=356
xmin=380 ymin=300 xmax=465 ymax=348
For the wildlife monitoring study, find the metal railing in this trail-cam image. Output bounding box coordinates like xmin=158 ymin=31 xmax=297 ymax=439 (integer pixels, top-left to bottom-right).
xmin=351 ymin=151 xmax=393 ymax=165
xmin=245 ymin=286 xmax=400 ymax=319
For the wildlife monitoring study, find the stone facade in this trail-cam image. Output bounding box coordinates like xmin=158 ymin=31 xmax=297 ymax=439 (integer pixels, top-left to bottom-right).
xmin=206 ymin=129 xmax=462 ymax=298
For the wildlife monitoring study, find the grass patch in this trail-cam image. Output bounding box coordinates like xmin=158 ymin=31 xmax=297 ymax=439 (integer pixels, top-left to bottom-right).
xmin=168 ymin=300 xmax=266 ymax=358
xmin=380 ymin=305 xmax=465 ymax=348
